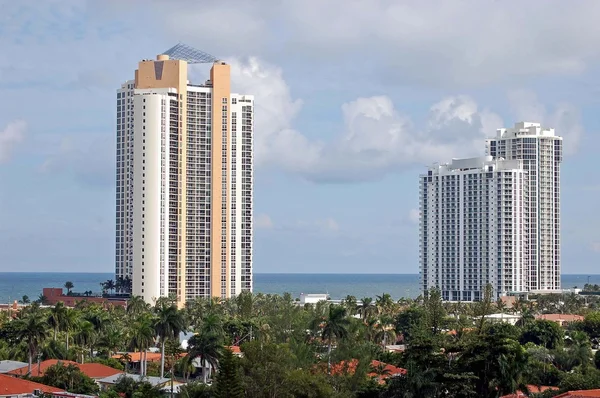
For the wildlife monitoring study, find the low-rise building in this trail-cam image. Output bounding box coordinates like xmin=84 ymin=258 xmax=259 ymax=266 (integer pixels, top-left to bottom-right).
xmin=299 ymin=293 xmax=329 ymax=305
xmin=0 ymin=360 xmax=28 ymax=374
xmin=536 ymin=314 xmax=584 ymax=327
xmin=0 ymin=373 xmax=64 ymax=397
xmin=42 ymin=288 xmax=127 ymax=308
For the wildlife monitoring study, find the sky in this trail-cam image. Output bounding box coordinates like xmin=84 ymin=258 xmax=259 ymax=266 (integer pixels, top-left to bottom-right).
xmin=1 ymin=0 xmax=600 ymax=274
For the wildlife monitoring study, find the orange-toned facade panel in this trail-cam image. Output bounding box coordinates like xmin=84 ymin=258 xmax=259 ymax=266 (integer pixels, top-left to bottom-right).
xmin=210 ymin=62 xmax=231 ymax=298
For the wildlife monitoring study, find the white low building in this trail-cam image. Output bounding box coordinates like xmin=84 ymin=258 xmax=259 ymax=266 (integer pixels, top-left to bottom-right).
xmin=299 ymin=293 xmax=329 ymax=305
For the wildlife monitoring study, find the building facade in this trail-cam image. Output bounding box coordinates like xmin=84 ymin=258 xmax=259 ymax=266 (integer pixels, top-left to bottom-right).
xmin=485 ymin=122 xmax=562 ymax=291
xmin=419 ymin=156 xmax=527 ymax=301
xmin=115 ymin=47 xmax=253 ymax=306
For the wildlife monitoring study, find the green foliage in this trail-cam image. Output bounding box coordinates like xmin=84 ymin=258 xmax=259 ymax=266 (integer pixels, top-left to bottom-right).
xmin=559 ymin=368 xmax=600 ymax=391
xmin=111 ymin=375 xmax=163 ymax=398
xmin=214 ymin=348 xmax=243 ymax=398
xmin=3 ymin=290 xmax=600 ymax=397
xmin=395 ymin=305 xmax=426 ymax=342
xmin=583 ymin=311 xmax=600 ymax=338
xmin=520 ymin=319 xmax=564 ymax=349
xmin=33 ymin=363 xmax=99 ymax=394
xmin=178 ymin=381 xmax=214 ymax=398
xmin=93 ymin=356 xmax=125 ymax=370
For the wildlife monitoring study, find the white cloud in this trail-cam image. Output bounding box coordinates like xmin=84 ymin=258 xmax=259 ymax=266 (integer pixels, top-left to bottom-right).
xmin=296 ymin=217 xmax=340 ymax=235
xmin=226 ymin=56 xmax=503 ymax=182
xmin=224 ymin=56 xmax=586 ymax=183
xmin=0 ymin=121 xmax=26 ymax=163
xmin=132 ymin=0 xmax=600 ymax=88
xmin=408 ymin=209 xmax=420 ymax=225
xmin=508 ymin=89 xmax=583 ymax=155
xmin=254 ymin=214 xmax=274 ymax=230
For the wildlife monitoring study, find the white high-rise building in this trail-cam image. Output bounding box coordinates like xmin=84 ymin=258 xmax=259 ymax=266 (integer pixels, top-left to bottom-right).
xmin=115 ymin=44 xmax=254 ymax=306
xmin=419 ymin=156 xmax=527 ymax=301
xmin=485 ymin=122 xmax=562 ymax=291
xmin=419 ymin=121 xmax=562 ymax=300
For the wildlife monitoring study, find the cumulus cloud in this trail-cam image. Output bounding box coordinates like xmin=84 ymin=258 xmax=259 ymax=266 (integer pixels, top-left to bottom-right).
xmin=0 ymin=121 xmax=26 ymax=163
xmin=226 ymin=56 xmax=505 ymax=182
xmin=126 ymin=0 xmax=600 ymax=88
xmin=254 ymin=214 xmax=274 ymax=230
xmin=223 ymin=56 xmax=585 ymax=183
xmin=408 ymin=209 xmax=420 ymax=225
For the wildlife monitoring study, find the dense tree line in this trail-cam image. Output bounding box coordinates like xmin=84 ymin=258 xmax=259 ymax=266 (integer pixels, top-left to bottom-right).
xmin=2 ymin=286 xmax=600 ymax=397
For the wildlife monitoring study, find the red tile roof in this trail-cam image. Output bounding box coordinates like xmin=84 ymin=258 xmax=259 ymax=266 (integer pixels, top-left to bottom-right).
xmin=326 ymin=359 xmax=407 ymax=383
xmin=111 ymin=352 xmax=163 ymax=363
xmin=226 ymin=346 xmax=242 ymax=354
xmin=0 ymin=373 xmax=64 ymax=395
xmin=500 ymin=385 xmax=559 ymax=398
xmin=553 ymin=390 xmax=600 ymax=398
xmin=7 ymin=359 xmax=122 ymax=379
xmin=78 ymin=363 xmax=123 ymax=379
xmin=536 ymin=314 xmax=584 ymax=323
xmin=8 ymin=359 xmax=79 ymax=377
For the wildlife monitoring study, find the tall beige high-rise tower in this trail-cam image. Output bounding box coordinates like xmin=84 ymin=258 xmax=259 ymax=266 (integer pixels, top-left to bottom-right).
xmin=115 ymin=44 xmax=254 ymax=306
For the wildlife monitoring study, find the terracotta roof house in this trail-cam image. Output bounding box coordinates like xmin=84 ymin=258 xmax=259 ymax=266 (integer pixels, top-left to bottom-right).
xmin=536 ymin=314 xmax=584 ymax=326
xmin=7 ymin=359 xmax=122 ymax=381
xmin=0 ymin=373 xmax=64 ymax=396
xmin=326 ymin=359 xmax=407 ymax=384
xmin=553 ymin=390 xmax=600 ymax=398
xmin=500 ymin=385 xmax=559 ymax=397
xmin=225 ymin=346 xmax=242 ymax=357
xmin=7 ymin=359 xmax=80 ymax=377
xmin=111 ymin=352 xmax=163 ymax=363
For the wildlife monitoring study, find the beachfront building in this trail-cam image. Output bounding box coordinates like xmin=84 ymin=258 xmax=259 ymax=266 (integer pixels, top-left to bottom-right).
xmin=115 ymin=44 xmax=254 ymax=306
xmin=419 ymin=156 xmax=527 ymax=301
xmin=485 ymin=122 xmax=562 ymax=292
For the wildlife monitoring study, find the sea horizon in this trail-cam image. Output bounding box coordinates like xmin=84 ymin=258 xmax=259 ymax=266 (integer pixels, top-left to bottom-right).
xmin=1 ymin=272 xmax=599 ymax=304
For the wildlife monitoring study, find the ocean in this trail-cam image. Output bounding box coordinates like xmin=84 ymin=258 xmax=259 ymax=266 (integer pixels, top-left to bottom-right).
xmin=0 ymin=273 xmax=599 ymax=304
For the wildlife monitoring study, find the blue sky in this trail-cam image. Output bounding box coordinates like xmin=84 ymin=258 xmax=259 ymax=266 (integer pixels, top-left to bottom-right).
xmin=1 ymin=0 xmax=600 ymax=274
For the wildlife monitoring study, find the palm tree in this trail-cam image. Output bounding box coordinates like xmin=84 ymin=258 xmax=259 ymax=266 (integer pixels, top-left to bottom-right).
xmin=98 ymin=325 xmax=123 ymax=358
xmin=154 ymin=302 xmax=186 ymax=378
xmin=115 ymin=276 xmax=124 ymax=294
xmin=64 ymin=281 xmax=74 ymax=295
xmin=342 ymin=295 xmax=358 ymax=316
xmin=127 ymin=296 xmax=149 ymax=318
xmin=375 ymin=293 xmax=394 ymax=316
xmin=187 ymin=328 xmax=223 ymax=383
xmin=374 ymin=316 xmax=397 ymax=348
xmin=74 ymin=320 xmax=95 ymax=363
xmin=63 ymin=308 xmax=78 ymax=353
xmin=320 ymin=305 xmax=350 ymax=373
xmin=104 ymin=279 xmax=116 ymax=295
xmin=16 ymin=311 xmax=50 ymax=374
xmin=130 ymin=313 xmax=155 ymax=376
xmin=358 ymin=297 xmax=375 ymax=321
xmin=48 ymin=302 xmax=67 ymax=341
xmin=19 ymin=295 xmax=30 ymax=304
